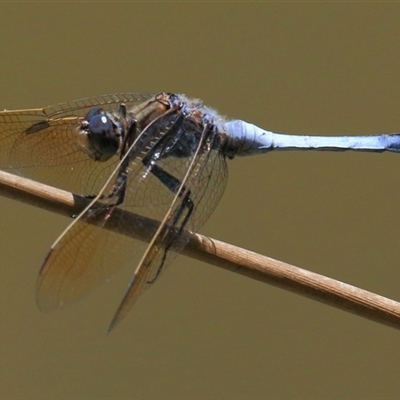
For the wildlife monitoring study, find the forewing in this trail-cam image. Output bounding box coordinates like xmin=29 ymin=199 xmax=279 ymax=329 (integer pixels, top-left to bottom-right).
xmin=0 ymin=93 xmax=154 ymax=195
xmin=36 ymin=111 xmax=228 ymax=327
xmin=36 ymin=104 xmax=178 ymax=311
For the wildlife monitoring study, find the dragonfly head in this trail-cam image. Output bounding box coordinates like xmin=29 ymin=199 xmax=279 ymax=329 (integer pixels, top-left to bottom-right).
xmin=77 ymin=107 xmax=124 ymax=162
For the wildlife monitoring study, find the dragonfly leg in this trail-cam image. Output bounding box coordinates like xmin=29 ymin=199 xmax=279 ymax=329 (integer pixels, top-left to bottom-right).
xmin=147 ymin=164 xmax=194 ymax=283
xmin=100 ymin=110 xmax=184 ymax=207
xmin=94 ymin=119 xmax=140 ymax=206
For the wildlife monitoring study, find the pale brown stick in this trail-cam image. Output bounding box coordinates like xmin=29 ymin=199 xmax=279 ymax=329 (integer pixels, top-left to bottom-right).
xmin=0 ymin=170 xmax=399 ymax=330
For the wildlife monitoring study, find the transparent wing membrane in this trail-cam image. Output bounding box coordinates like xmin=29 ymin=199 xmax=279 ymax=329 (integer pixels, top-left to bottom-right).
xmin=0 ymin=93 xmax=154 ymax=195
xmin=32 ymin=96 xmax=228 ymax=329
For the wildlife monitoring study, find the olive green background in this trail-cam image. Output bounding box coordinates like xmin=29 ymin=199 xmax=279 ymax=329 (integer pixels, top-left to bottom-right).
xmin=2 ymin=2 xmax=400 ymax=399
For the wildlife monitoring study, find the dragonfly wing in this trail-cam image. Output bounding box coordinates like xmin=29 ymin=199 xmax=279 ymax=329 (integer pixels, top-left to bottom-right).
xmin=107 ymin=124 xmax=228 ymax=331
xmin=36 ymin=206 xmax=134 ymax=311
xmin=0 ymin=93 xmax=155 ymax=195
xmin=36 ymin=105 xmax=228 ymax=329
xmin=36 ymin=200 xmax=162 ymax=312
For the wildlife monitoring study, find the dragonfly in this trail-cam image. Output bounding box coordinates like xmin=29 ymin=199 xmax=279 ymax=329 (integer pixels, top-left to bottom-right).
xmin=1 ymin=92 xmax=400 ymax=331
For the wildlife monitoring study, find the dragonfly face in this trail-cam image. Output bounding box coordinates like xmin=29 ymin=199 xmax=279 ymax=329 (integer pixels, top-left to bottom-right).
xmin=0 ymin=92 xmax=228 ymax=331
xmin=77 ymin=105 xmax=125 ymax=162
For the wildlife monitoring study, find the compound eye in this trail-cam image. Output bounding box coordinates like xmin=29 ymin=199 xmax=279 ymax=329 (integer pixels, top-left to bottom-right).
xmin=88 ymin=113 xmax=114 ymax=137
xmin=84 ymin=107 xmax=104 ymax=121
xmin=78 ymin=108 xmax=120 ymax=161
